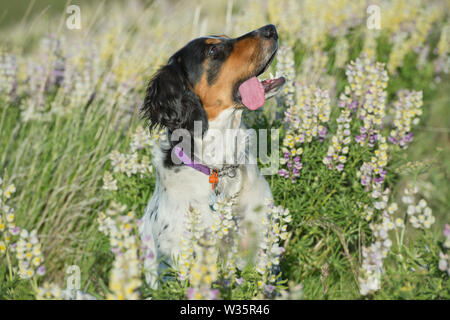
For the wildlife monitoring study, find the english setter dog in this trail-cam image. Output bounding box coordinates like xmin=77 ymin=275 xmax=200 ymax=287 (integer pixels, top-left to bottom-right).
xmin=139 ymin=25 xmax=285 ymax=288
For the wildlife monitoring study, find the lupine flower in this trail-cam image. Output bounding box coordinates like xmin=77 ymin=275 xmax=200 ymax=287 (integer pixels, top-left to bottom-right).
xmin=388 ymin=6 xmax=441 ymax=75
xmin=401 ymin=188 xmax=435 ymax=229
xmin=282 ymin=85 xmax=331 ymax=181
xmin=443 ymin=224 xmax=450 ymax=249
xmin=323 ymin=56 xmax=388 ymax=172
xmin=98 ymin=202 xmax=143 ymax=300
xmin=359 ymin=220 xmax=393 ymax=295
xmin=434 ymin=22 xmax=449 ymax=74
xmin=40 ymin=34 xmax=66 ymax=90
xmin=346 ymin=56 xmax=388 ymax=147
xmin=20 ymin=60 xmax=47 ymax=121
xmin=14 ymin=229 xmax=45 ymax=279
xmin=1 ymin=177 xmax=46 ymax=279
xmin=323 ymin=108 xmax=351 ymax=172
xmin=19 ymin=35 xmax=68 ymax=121
xmin=178 ymin=196 xmax=289 ymax=299
xmin=36 ymin=283 xmax=64 ymax=300
xmin=256 ymin=199 xmax=290 ymax=289
xmin=298 ymin=50 xmax=333 ymax=88
xmin=178 ymin=206 xmax=205 ymax=281
xmin=102 ymin=171 xmax=118 ymax=191
xmin=361 ymin=29 xmax=378 ymax=61
xmin=335 ymin=36 xmax=349 ymax=69
xmin=0 ymin=183 xmax=16 ymax=200
xmin=0 ymin=52 xmax=17 ymax=102
xmin=276 ymin=45 xmax=296 ymax=108
xmin=130 ymin=125 xmax=166 ymax=153
xmin=108 ymin=126 xmax=164 ymax=179
xmin=359 ymin=187 xmax=401 ymax=296
xmin=36 ymin=282 xmax=96 ymax=300
xmin=178 ymin=204 xmax=221 ymax=300
xmin=180 ymin=194 xmax=238 ymax=299
xmin=438 ymin=252 xmax=449 ymax=275
xmin=438 ymin=224 xmax=450 ymax=275
xmin=210 ymin=193 xmax=240 ymax=278
xmin=286 ymin=85 xmax=331 ymax=143
xmin=186 ymin=236 xmax=220 ymax=300
xmin=277 ymin=281 xmax=303 ymax=300
xmin=357 ymin=137 xmax=389 ymax=193
xmin=388 ymin=90 xmax=423 ymax=148
xmin=359 ymin=183 xmax=437 ymax=296
xmin=109 ymin=151 xmax=151 ymax=177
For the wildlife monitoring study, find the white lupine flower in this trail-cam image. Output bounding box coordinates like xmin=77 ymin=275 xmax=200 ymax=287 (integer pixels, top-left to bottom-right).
xmin=256 ymin=200 xmax=290 ymax=288
xmin=97 ymin=202 xmax=144 ymax=300
xmin=388 ymin=90 xmax=423 ymax=148
xmin=102 ymin=171 xmax=118 ymax=191
xmin=387 ymin=203 xmax=398 ymax=214
xmin=407 ymin=205 xmax=416 ymax=215
xmin=276 ymin=45 xmax=296 ymax=108
xmin=403 ymin=191 xmax=435 ymax=230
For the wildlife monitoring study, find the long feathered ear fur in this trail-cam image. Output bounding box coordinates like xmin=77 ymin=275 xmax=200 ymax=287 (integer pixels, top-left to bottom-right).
xmin=142 ymin=59 xmax=208 ymax=166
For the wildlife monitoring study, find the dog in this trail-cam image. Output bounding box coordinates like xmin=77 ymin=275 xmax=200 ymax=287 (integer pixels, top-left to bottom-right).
xmin=139 ymin=25 xmax=285 ymax=288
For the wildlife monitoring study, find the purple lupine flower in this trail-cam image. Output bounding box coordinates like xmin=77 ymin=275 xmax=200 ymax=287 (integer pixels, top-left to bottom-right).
xmin=37 ymin=266 xmax=46 ymax=276
xmin=405 ymin=132 xmax=413 ymax=142
xmin=361 ymin=176 xmax=370 ymax=186
xmin=10 ymin=226 xmax=20 ymax=235
xmin=186 ymin=287 xmax=195 ymax=299
xmin=299 ymin=135 xmax=306 ymax=143
xmin=264 ymin=284 xmax=276 ymax=294
xmin=443 ymin=224 xmax=450 ymax=237
xmin=209 ymin=289 xmax=219 ymax=300
xmin=111 ymin=247 xmax=121 ymax=255
xmin=374 ymin=177 xmax=384 ymax=184
xmin=388 ymin=136 xmax=398 ymax=144
xmin=319 ymin=126 xmax=327 ymax=138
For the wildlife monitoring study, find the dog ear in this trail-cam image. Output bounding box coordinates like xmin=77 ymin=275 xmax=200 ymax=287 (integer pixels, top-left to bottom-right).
xmin=142 ymin=59 xmax=208 ymax=135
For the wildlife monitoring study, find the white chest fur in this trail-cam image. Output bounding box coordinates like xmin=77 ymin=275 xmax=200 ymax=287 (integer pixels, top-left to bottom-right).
xmin=139 ymin=108 xmax=272 ymax=287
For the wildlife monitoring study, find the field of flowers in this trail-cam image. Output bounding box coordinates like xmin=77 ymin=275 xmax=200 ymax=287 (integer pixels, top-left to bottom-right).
xmin=0 ymin=0 xmax=449 ymax=300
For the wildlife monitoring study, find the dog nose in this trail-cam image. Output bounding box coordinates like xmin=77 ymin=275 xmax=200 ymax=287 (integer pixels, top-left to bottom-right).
xmin=259 ymin=24 xmax=278 ymax=40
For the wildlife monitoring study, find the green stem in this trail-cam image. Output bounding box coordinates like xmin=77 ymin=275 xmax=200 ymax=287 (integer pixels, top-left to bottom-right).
xmin=5 ymin=245 xmax=14 ymax=282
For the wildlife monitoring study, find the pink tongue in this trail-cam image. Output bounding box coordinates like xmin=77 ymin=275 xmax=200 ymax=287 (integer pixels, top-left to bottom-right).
xmin=238 ymin=76 xmax=265 ymax=110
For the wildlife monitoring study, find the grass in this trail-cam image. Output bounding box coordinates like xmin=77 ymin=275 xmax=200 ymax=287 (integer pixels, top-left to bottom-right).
xmin=0 ymin=0 xmax=449 ymax=300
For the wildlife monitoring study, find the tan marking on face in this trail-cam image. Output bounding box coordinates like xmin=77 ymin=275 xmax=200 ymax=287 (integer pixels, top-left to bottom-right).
xmin=205 ymin=38 xmax=222 ymax=44
xmin=194 ymin=37 xmax=261 ymax=120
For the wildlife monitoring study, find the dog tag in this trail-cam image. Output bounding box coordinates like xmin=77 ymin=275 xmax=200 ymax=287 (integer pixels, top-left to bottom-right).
xmin=209 ymin=169 xmax=219 ymax=190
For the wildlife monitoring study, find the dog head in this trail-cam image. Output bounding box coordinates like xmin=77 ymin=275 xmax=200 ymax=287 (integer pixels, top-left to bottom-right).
xmin=142 ymin=24 xmax=285 ymax=165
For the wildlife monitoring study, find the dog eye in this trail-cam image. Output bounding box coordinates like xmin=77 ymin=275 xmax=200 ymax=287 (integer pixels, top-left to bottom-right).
xmin=208 ymin=46 xmax=218 ymax=57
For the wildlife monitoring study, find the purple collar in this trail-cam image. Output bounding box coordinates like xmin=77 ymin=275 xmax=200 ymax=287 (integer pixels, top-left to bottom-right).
xmin=173 ymin=146 xmax=211 ymax=175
